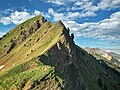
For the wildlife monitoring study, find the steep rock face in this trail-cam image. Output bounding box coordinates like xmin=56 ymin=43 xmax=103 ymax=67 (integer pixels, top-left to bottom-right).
xmin=40 ymin=28 xmax=74 ymax=72
xmin=38 ymin=27 xmax=86 ymax=90
xmin=37 ymin=25 xmax=120 ymax=90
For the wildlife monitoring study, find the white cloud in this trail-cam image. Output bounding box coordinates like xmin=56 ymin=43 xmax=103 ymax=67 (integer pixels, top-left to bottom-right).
xmin=0 ymin=10 xmax=50 ymax=25
xmin=48 ymin=8 xmax=54 ymax=15
xmin=97 ymin=0 xmax=120 ymax=10
xmin=47 ymin=0 xmax=75 ymax=5
xmin=67 ymin=12 xmax=79 ymax=18
xmin=48 ymin=0 xmax=64 ymax=5
xmin=75 ymin=1 xmax=83 ymax=6
xmin=48 ymin=8 xmax=66 ymax=21
xmin=34 ymin=10 xmax=41 ymax=15
xmin=46 ymin=0 xmax=120 ymax=18
xmin=0 ymin=17 xmax=11 ymax=25
xmin=46 ymin=0 xmax=120 ymax=25
xmin=63 ymin=11 xmax=120 ymax=40
xmin=0 ymin=32 xmax=5 ymax=37
xmin=0 ymin=11 xmax=34 ymax=25
xmin=11 ymin=11 xmax=34 ymax=25
xmin=48 ymin=8 xmax=96 ymax=22
xmin=46 ymin=0 xmax=120 ymax=10
xmin=47 ymin=1 xmax=94 ymax=20
xmin=34 ymin=9 xmax=51 ymax=19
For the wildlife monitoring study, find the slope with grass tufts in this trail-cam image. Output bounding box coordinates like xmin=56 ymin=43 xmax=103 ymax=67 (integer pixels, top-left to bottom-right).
xmin=0 ymin=15 xmax=120 ymax=90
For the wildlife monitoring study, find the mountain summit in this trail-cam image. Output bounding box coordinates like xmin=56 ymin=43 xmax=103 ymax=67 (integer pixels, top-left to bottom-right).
xmin=0 ymin=15 xmax=120 ymax=90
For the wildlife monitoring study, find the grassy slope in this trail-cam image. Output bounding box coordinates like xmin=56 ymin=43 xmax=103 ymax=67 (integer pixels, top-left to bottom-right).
xmin=0 ymin=16 xmax=65 ymax=90
xmin=0 ymin=19 xmax=63 ymax=71
xmin=0 ymin=58 xmax=52 ymax=89
xmin=0 ymin=15 xmax=43 ymax=56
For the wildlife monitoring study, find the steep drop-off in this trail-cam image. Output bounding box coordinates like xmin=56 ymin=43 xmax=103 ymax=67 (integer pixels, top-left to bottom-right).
xmin=0 ymin=15 xmax=120 ymax=90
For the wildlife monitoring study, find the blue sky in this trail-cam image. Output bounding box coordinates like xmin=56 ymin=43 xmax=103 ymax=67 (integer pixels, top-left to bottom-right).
xmin=0 ymin=0 xmax=120 ymax=53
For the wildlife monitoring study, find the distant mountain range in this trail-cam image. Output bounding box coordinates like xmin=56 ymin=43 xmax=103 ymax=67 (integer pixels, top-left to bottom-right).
xmin=105 ymin=49 xmax=120 ymax=55
xmin=84 ymin=47 xmax=120 ymax=72
xmin=0 ymin=15 xmax=120 ymax=90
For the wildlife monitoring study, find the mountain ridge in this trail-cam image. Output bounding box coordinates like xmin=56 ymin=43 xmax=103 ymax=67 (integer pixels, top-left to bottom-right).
xmin=0 ymin=15 xmax=120 ymax=90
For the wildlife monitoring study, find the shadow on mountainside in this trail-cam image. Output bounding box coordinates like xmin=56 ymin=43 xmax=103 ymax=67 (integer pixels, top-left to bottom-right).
xmin=30 ymin=45 xmax=120 ymax=90
xmin=89 ymin=54 xmax=120 ymax=81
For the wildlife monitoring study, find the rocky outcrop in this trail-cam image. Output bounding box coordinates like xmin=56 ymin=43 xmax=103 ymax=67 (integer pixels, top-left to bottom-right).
xmin=6 ymin=40 xmax=17 ymax=54
xmin=38 ymin=27 xmax=86 ymax=90
xmin=6 ymin=17 xmax=47 ymax=54
xmin=28 ymin=20 xmax=41 ymax=34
